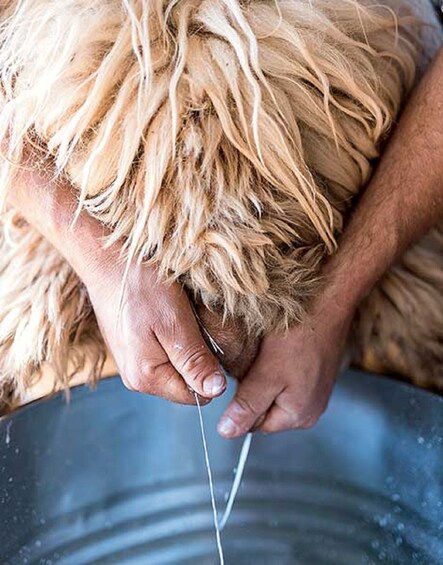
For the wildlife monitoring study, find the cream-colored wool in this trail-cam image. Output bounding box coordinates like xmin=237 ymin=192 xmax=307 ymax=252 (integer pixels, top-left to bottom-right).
xmin=0 ymin=0 xmax=441 ymax=404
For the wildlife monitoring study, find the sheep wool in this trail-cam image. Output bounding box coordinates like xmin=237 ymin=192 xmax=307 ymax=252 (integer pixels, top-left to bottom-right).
xmin=0 ymin=0 xmax=441 ymax=404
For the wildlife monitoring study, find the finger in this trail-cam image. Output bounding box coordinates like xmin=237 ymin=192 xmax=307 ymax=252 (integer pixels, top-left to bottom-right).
xmin=259 ymin=405 xmax=304 ymax=434
xmin=121 ymin=334 xmax=210 ymax=405
xmin=155 ymin=310 xmax=226 ymax=399
xmin=259 ymin=398 xmax=326 ymax=434
xmin=217 ymin=367 xmax=279 ymax=439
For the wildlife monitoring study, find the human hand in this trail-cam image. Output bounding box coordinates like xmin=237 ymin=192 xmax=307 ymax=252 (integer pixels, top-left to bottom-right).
xmin=82 ymin=258 xmax=228 ymax=405
xmin=7 ymin=154 xmax=246 ymax=405
xmin=216 ymin=292 xmax=354 ymax=437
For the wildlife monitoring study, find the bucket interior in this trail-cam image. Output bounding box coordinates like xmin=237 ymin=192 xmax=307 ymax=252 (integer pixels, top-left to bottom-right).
xmin=1 ymin=370 xmax=442 ymax=564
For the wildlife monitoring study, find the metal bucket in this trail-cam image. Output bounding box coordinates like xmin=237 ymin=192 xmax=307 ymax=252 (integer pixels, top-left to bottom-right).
xmin=0 ymin=370 xmax=442 ymax=564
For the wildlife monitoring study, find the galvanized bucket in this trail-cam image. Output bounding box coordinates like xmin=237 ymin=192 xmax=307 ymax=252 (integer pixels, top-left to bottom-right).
xmin=1 ymin=370 xmax=442 ymax=564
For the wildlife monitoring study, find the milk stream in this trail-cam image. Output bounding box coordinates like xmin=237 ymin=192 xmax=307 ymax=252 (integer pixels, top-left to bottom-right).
xmin=195 ymin=392 xmax=253 ymax=563
xmin=219 ymin=432 xmax=252 ymax=531
xmin=192 ymin=316 xmax=252 ymax=562
xmin=195 ymin=393 xmax=225 ymax=565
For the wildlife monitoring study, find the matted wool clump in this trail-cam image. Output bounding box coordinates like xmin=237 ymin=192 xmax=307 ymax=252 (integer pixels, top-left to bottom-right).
xmin=0 ymin=0 xmax=441 ymax=402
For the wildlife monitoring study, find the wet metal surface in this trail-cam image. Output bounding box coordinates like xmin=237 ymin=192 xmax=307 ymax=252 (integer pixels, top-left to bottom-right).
xmin=0 ymin=370 xmax=442 ymax=564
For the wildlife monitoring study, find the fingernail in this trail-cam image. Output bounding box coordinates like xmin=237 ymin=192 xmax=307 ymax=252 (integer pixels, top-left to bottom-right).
xmin=203 ymin=373 xmax=225 ymax=396
xmin=217 ymin=416 xmax=237 ymax=438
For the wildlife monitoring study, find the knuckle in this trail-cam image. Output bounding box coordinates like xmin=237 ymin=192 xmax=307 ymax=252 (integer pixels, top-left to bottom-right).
xmin=138 ymin=358 xmax=159 ymax=379
xmin=290 ymin=393 xmax=328 ymax=428
xmin=298 ymin=417 xmax=318 ymax=430
xmin=125 ymin=359 xmax=156 ymax=393
xmin=297 ymin=405 xmax=326 ymax=429
xmin=128 ymin=371 xmax=151 ymax=394
xmin=152 ymin=362 xmax=178 ymax=391
xmin=123 ymin=354 xmax=179 ymax=396
xmin=261 ymin=421 xmax=283 ymax=434
xmin=222 ymin=396 xmax=261 ymax=436
xmin=180 ymin=343 xmax=212 ymax=380
xmin=233 ymin=395 xmax=259 ymax=419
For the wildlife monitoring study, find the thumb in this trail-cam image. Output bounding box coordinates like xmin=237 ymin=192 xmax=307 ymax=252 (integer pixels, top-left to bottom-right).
xmin=157 ymin=316 xmax=227 ymax=399
xmin=217 ymin=366 xmax=277 ymax=438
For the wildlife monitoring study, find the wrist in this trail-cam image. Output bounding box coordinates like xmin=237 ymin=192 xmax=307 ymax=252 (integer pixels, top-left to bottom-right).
xmin=321 ymin=214 xmax=400 ymax=314
xmin=14 ymin=166 xmax=123 ymax=287
xmin=57 ymin=211 xmax=124 ymax=290
xmin=7 ymin=147 xmax=136 ymax=293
